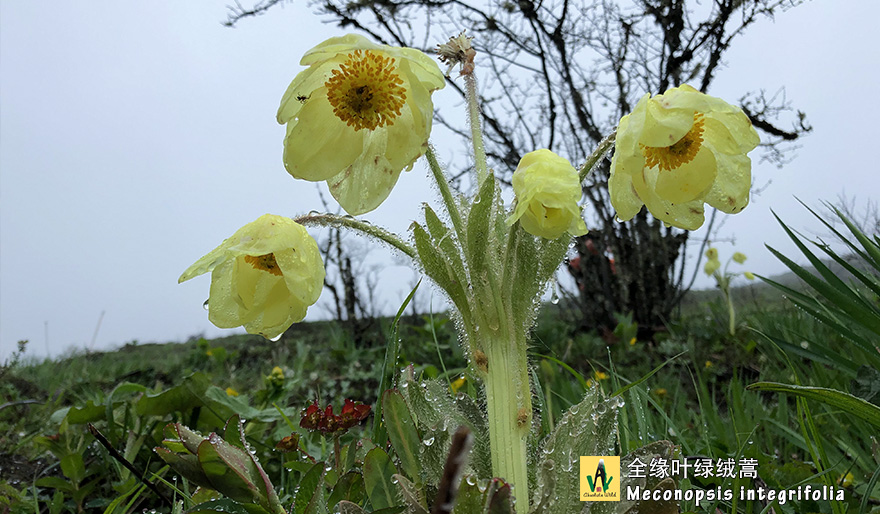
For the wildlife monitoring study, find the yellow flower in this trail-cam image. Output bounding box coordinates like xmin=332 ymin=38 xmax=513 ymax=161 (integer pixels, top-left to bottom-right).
xmin=744 ymin=271 xmax=755 ymax=281
xmin=277 ymin=34 xmax=446 ymax=215
xmin=705 ymin=360 xmax=713 ymax=369
xmin=732 ymin=252 xmax=747 ymax=264
xmin=179 ymin=214 xmax=324 ymax=340
xmin=270 ymin=366 xmax=285 ymax=381
xmin=704 ymin=257 xmax=721 ymax=276
xmin=839 ymin=472 xmax=854 ymax=488
xmin=226 ymin=387 xmax=239 ymax=397
xmin=507 ymin=149 xmax=588 ymax=239
xmin=654 ymin=388 xmax=667 ymax=397
xmin=450 ymin=376 xmax=467 ymax=393
xmin=629 ymin=337 xmax=637 ymax=346
xmin=609 ymin=84 xmax=760 ymax=230
xmin=705 ymin=248 xmax=718 ymax=260
xmin=594 ymin=371 xmax=609 ymax=381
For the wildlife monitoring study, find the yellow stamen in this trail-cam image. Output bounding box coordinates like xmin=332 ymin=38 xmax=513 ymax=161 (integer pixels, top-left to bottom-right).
xmin=325 ymin=50 xmax=407 ymax=131
xmin=244 ymin=253 xmax=283 ymax=276
xmin=641 ymin=113 xmax=705 ymax=171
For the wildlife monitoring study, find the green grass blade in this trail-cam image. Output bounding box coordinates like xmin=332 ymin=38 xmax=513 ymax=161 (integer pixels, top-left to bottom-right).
xmin=747 ymin=382 xmax=880 ymax=428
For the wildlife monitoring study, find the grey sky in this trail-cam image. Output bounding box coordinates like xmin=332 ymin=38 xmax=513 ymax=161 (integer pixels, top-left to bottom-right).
xmin=1 ymin=2 xmax=878 ymax=358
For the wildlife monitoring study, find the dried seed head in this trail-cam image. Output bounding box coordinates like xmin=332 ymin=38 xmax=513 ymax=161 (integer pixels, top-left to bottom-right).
xmin=436 ymin=31 xmax=476 ymax=76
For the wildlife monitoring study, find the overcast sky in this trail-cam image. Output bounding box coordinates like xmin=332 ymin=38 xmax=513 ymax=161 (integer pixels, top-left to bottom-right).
xmin=2 ymin=1 xmax=878 ymax=359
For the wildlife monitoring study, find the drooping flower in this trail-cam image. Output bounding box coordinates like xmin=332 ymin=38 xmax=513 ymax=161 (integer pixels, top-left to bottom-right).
xmin=179 ymin=214 xmax=324 ymax=340
xmin=609 ymin=84 xmax=760 ymax=230
xmin=744 ymin=271 xmax=755 ymax=281
xmin=704 ymin=257 xmax=721 ymax=276
xmin=299 ymin=399 xmax=371 ymax=434
xmin=507 ymin=149 xmax=588 ymax=239
xmin=277 ymin=34 xmax=446 ymax=215
xmin=732 ymin=252 xmax=747 ymax=264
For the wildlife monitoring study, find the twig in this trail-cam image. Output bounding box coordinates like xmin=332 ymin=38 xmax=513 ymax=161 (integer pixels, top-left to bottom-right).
xmin=88 ymin=424 xmax=173 ymax=507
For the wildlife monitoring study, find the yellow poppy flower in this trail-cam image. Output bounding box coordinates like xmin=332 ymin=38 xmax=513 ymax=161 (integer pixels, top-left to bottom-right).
xmin=732 ymin=251 xmax=747 ymax=264
xmin=507 ymin=149 xmax=588 ymax=239
xmin=277 ymin=34 xmax=446 ymax=215
xmin=226 ymin=387 xmax=239 ymax=397
xmin=704 ymin=258 xmax=721 ymax=276
xmin=609 ymin=84 xmax=760 ymax=230
xmin=179 ymin=214 xmax=324 ymax=340
xmin=744 ymin=271 xmax=755 ymax=281
xmin=705 ymin=248 xmax=718 ymax=260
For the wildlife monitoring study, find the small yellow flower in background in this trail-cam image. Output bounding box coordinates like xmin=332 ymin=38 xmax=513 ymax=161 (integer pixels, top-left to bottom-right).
xmin=654 ymin=388 xmax=667 ymax=397
xmin=226 ymin=387 xmax=239 ymax=397
xmin=705 ymin=248 xmax=718 ymax=260
xmin=732 ymin=252 xmax=747 ymax=264
xmin=270 ymin=366 xmax=285 ymax=381
xmin=594 ymin=371 xmax=609 ymax=381
xmin=205 ymin=349 xmax=214 ymax=357
xmin=744 ymin=271 xmax=755 ymax=280
xmin=629 ymin=337 xmax=637 ymax=346
xmin=609 ymin=84 xmax=760 ymax=230
xmin=507 ymin=149 xmax=588 ymax=239
xmin=179 ymin=214 xmax=325 ymax=340
xmin=277 ymin=34 xmax=446 ymax=215
xmin=705 ymin=360 xmax=713 ymax=369
xmin=450 ymin=376 xmax=467 ymax=393
xmin=704 ymin=258 xmax=720 ymax=276
xmin=839 ymin=472 xmax=854 ymax=488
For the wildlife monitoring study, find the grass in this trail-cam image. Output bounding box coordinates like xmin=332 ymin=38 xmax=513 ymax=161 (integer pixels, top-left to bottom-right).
xmin=1 ymin=274 xmax=877 ymax=513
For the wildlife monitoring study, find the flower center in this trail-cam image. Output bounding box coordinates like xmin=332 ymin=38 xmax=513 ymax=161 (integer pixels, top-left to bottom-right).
xmin=641 ymin=113 xmax=705 ymax=171
xmin=325 ymin=50 xmax=407 ymax=131
xmin=244 ymin=253 xmax=283 ymax=276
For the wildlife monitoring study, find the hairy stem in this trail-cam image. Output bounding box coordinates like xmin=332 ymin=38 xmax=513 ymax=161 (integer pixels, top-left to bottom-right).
xmin=294 ymin=213 xmax=416 ymax=260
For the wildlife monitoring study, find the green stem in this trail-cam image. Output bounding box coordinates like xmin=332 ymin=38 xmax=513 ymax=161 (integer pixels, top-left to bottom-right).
xmin=484 ymin=338 xmax=531 ymax=513
xmin=425 ymin=145 xmax=466 ymax=239
xmin=725 ymin=288 xmax=736 ymax=336
xmin=464 ymin=72 xmax=488 ymax=184
xmin=578 ymin=130 xmax=617 ymax=183
xmin=294 ymin=213 xmax=416 ymax=260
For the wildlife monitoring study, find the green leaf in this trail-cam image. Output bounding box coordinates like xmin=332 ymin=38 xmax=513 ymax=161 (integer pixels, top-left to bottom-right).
xmin=294 ymin=462 xmax=326 ymax=514
xmin=60 ymin=454 xmax=86 ymax=484
xmin=363 ymin=447 xmax=399 ymax=510
xmin=533 ymin=387 xmax=620 ymax=514
xmin=747 ymin=381 xmax=880 ymax=428
xmin=137 ymin=373 xmax=210 ymax=416
xmin=851 ymin=365 xmax=880 ymax=407
xmin=451 ymin=476 xmax=487 ymax=514
xmin=328 ymin=472 xmax=366 ymax=509
xmin=467 ymin=173 xmax=497 ymax=280
xmin=34 ymin=477 xmax=74 ymax=492
xmin=154 ymin=447 xmax=213 ymax=489
xmin=333 ymin=501 xmax=365 ymax=514
xmin=397 ymin=375 xmax=491 ymax=482
xmin=392 ymin=474 xmax=427 ymax=513
xmin=64 ymin=400 xmax=119 ymax=424
xmin=382 ymin=390 xmax=422 ymax=486
xmin=197 ymin=436 xmax=262 ymax=505
xmin=186 ymin=499 xmax=267 ymax=514
xmin=424 ymin=204 xmax=468 ymax=285
xmin=412 ymin=223 xmax=471 ymax=318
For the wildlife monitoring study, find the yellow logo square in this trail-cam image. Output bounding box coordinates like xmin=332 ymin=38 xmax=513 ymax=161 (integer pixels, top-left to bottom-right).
xmin=579 ymin=456 xmax=620 ymax=501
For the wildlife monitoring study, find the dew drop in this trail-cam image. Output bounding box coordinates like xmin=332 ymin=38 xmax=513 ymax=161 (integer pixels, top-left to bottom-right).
xmin=202 ymin=299 xmax=210 ymax=310
xmin=269 ymin=333 xmax=282 ymax=342
xmin=423 ymin=437 xmax=435 ymax=447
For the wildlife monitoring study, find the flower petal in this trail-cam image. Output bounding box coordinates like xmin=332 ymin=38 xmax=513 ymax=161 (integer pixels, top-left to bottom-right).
xmin=704 ymin=153 xmax=751 ymax=214
xmin=282 ymin=91 xmax=365 ymax=182
xmin=632 ymin=171 xmax=705 ymax=230
xmin=652 ymin=146 xmax=716 ymax=203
